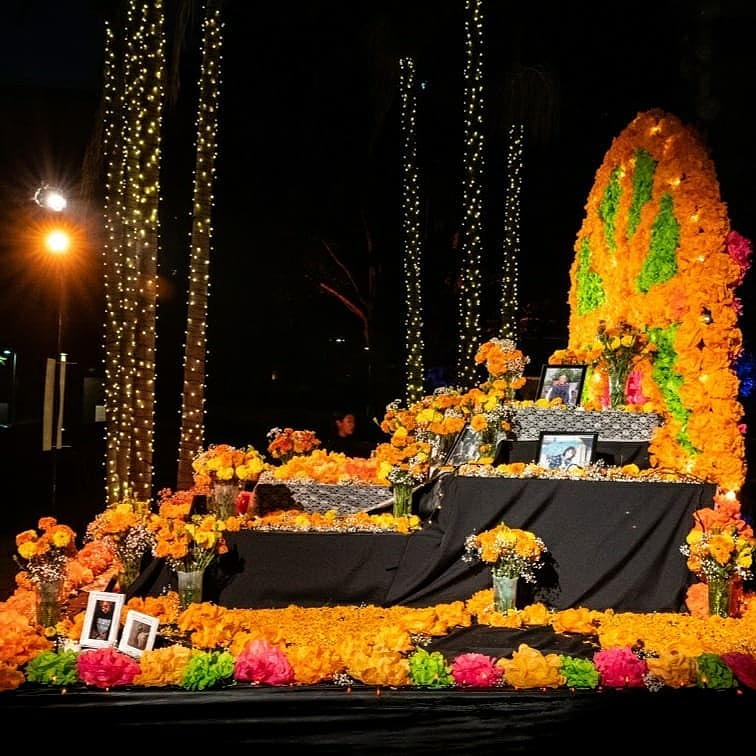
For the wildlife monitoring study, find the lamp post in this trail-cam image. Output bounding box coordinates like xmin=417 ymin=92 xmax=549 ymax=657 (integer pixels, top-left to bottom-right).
xmin=43 ymin=227 xmax=72 ymax=509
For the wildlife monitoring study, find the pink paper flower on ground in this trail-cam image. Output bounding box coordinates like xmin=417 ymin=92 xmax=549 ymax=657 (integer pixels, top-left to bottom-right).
xmin=77 ymin=647 xmax=140 ymax=688
xmin=593 ymin=647 xmax=647 ymax=688
xmin=721 ymin=653 xmax=756 ymax=689
xmin=450 ymin=653 xmax=502 ymax=688
xmin=234 ymin=639 xmax=294 ymax=685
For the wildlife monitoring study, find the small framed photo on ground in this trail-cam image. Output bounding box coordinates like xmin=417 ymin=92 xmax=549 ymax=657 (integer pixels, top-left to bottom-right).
xmin=536 ymin=431 xmax=598 ymax=471
xmin=537 ymin=365 xmax=587 ymax=407
xmin=80 ymin=590 xmax=125 ymax=649
xmin=118 ymin=610 xmax=159 ymax=657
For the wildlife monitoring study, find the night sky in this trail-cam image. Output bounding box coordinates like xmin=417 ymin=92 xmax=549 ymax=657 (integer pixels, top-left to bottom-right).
xmin=1 ymin=0 xmax=755 ymax=493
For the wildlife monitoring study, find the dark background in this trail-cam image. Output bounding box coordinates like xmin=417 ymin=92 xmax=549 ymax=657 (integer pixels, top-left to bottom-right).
xmin=0 ymin=1 xmax=754 ymax=592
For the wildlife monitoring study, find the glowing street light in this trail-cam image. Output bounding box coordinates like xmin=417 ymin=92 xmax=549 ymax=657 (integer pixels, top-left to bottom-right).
xmin=34 ymin=184 xmax=67 ymax=212
xmin=44 ymin=229 xmax=71 ymax=255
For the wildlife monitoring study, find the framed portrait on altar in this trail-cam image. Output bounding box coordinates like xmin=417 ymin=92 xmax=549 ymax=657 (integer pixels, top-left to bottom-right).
xmin=80 ymin=591 xmax=125 ymax=649
xmin=118 ymin=610 xmax=159 ymax=658
xmin=536 ymin=365 xmax=587 ymax=407
xmin=536 ymin=431 xmax=598 ymax=471
xmin=444 ymin=423 xmax=484 ymax=467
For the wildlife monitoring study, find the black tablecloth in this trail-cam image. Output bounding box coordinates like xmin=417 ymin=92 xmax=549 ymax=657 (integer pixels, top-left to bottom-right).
xmin=138 ymin=476 xmax=714 ymax=614
xmin=495 ymin=439 xmax=650 ymax=467
xmin=386 ymin=475 xmax=715 ymax=612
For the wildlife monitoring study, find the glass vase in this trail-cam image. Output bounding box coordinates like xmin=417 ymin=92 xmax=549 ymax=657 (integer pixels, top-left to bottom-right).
xmin=392 ymin=483 xmax=413 ymax=518
xmin=491 ymin=567 xmax=518 ymax=613
xmin=117 ymin=555 xmax=143 ymax=594
xmin=35 ymin=577 xmax=63 ymax=628
xmin=607 ymin=368 xmax=630 ymax=409
xmin=176 ymin=568 xmax=205 ymax=610
xmin=707 ymin=574 xmax=733 ymax=618
xmin=210 ymin=482 xmax=239 ymax=520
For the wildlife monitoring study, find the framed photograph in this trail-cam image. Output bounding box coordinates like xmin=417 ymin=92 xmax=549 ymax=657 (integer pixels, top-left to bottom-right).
xmin=118 ymin=610 xmax=159 ymax=657
xmin=536 ymin=431 xmax=598 ymax=471
xmin=80 ymin=590 xmax=125 ymax=649
xmin=536 ymin=365 xmax=587 ymax=407
xmin=444 ymin=423 xmax=483 ymax=467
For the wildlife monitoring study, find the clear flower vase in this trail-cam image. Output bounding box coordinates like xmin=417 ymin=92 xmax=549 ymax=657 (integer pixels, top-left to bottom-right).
xmin=176 ymin=568 xmax=205 ymax=610
xmin=35 ymin=577 xmax=63 ymax=628
xmin=707 ymin=575 xmax=733 ymax=618
xmin=117 ymin=556 xmax=143 ymax=594
xmin=392 ymin=483 xmax=413 ymax=518
xmin=210 ymin=482 xmax=238 ymax=520
xmin=491 ymin=567 xmax=518 ymax=613
xmin=607 ymin=368 xmax=630 ymax=409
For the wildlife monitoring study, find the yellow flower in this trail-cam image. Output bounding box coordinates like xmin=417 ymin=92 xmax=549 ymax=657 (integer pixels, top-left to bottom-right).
xmin=609 ymin=336 xmax=621 ymax=350
xmin=620 ymin=334 xmax=635 ymax=347
xmin=17 ymin=542 xmax=37 ymax=560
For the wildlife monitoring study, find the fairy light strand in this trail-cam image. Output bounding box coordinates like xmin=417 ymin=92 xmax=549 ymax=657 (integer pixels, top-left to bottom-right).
xmin=177 ymin=0 xmax=224 ymax=490
xmin=500 ymin=122 xmax=523 ymax=340
xmin=399 ymin=57 xmax=425 ymax=404
xmin=456 ymin=0 xmax=486 ymax=386
xmin=101 ymin=0 xmax=164 ymax=503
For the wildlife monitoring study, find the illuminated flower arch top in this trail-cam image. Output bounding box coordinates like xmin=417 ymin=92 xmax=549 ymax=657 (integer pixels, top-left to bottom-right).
xmin=565 ymin=109 xmax=746 ymax=491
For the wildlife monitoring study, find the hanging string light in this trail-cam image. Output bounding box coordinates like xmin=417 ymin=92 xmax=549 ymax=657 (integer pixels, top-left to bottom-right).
xmin=177 ymin=0 xmax=224 ymax=490
xmin=102 ymin=0 xmax=164 ymax=503
xmin=399 ymin=57 xmax=425 ymax=404
xmin=456 ymin=0 xmax=486 ymax=386
xmin=500 ymin=122 xmax=523 ymax=340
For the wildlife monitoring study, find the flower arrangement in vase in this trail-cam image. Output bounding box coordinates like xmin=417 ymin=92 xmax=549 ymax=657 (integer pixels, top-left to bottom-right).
xmin=86 ymin=499 xmax=156 ymax=593
xmin=15 ymin=517 xmax=78 ymax=627
xmin=593 ymin=320 xmax=656 ymax=408
xmin=150 ymin=504 xmax=240 ymax=610
xmin=463 ymin=521 xmax=547 ymax=612
xmin=679 ymin=502 xmax=754 ymax=617
xmin=266 ymin=427 xmax=321 ymax=464
xmin=192 ymin=443 xmax=267 ymax=518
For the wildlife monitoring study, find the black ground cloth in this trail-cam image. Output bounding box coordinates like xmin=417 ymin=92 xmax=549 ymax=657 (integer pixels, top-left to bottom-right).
xmin=2 ymin=683 xmax=751 ymax=748
xmin=137 ymin=476 xmax=714 ymax=614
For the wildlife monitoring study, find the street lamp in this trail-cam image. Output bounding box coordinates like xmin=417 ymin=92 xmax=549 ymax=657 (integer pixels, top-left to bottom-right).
xmin=34 ymin=184 xmax=67 ymax=212
xmin=44 ymin=228 xmax=72 ymax=356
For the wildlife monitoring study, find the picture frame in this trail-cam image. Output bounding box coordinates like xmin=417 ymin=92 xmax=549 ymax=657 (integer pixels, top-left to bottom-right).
xmin=536 ymin=365 xmax=588 ymax=407
xmin=118 ymin=610 xmax=159 ymax=658
xmin=80 ymin=590 xmax=125 ymax=649
xmin=443 ymin=423 xmax=483 ymax=467
xmin=535 ymin=431 xmax=598 ymax=471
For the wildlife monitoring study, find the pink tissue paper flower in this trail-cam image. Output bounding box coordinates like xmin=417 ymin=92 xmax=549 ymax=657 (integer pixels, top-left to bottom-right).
xmin=450 ymin=653 xmax=502 ymax=688
xmin=727 ymin=230 xmax=753 ymax=285
xmin=77 ymin=647 xmax=140 ymax=688
xmin=593 ymin=647 xmax=647 ymax=688
xmin=721 ymin=653 xmax=756 ymax=689
xmin=234 ymin=639 xmax=294 ymax=685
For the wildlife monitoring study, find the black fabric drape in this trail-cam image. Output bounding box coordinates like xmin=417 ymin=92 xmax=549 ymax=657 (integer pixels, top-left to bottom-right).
xmin=137 ymin=477 xmax=714 ymax=614
xmin=496 ymin=439 xmax=651 ymax=467
xmin=2 ymin=685 xmax=751 ymax=747
xmin=386 ymin=475 xmax=715 ymax=612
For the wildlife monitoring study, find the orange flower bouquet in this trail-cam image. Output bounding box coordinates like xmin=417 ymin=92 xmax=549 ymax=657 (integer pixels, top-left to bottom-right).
xmin=86 ymin=499 xmax=156 ymax=593
xmin=266 ymin=427 xmax=321 ymax=464
xmin=463 ymin=521 xmax=547 ymax=614
xmin=474 ymin=338 xmax=529 ymax=399
xmin=680 ymin=507 xmax=753 ymax=617
xmin=15 ymin=517 xmax=78 ymax=627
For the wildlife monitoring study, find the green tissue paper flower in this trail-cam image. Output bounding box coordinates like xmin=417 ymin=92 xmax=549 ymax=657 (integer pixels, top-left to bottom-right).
xmin=408 ymin=648 xmax=454 ymax=688
xmin=695 ymin=653 xmax=737 ymax=690
xmin=25 ymin=650 xmax=79 ymax=686
xmin=181 ymin=650 xmax=235 ymax=691
xmin=559 ymin=655 xmax=600 ymax=689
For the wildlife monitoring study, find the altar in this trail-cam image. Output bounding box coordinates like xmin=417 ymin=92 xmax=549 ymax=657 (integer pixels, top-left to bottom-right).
xmin=138 ymin=476 xmax=715 ymax=613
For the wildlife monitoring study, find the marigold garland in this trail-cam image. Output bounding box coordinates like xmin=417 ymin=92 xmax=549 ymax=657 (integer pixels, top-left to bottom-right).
xmin=563 ymin=109 xmax=746 ymax=491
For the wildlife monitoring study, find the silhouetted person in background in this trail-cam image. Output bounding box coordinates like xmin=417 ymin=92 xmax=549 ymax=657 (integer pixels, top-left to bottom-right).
xmin=325 ymin=410 xmax=371 ymax=458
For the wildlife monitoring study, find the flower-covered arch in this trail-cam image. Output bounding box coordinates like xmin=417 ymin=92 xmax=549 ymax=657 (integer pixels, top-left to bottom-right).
xmin=565 ymin=109 xmax=747 ymax=492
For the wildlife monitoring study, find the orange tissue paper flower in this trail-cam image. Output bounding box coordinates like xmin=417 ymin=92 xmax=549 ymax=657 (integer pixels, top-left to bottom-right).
xmin=497 ymin=643 xmax=564 ymax=689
